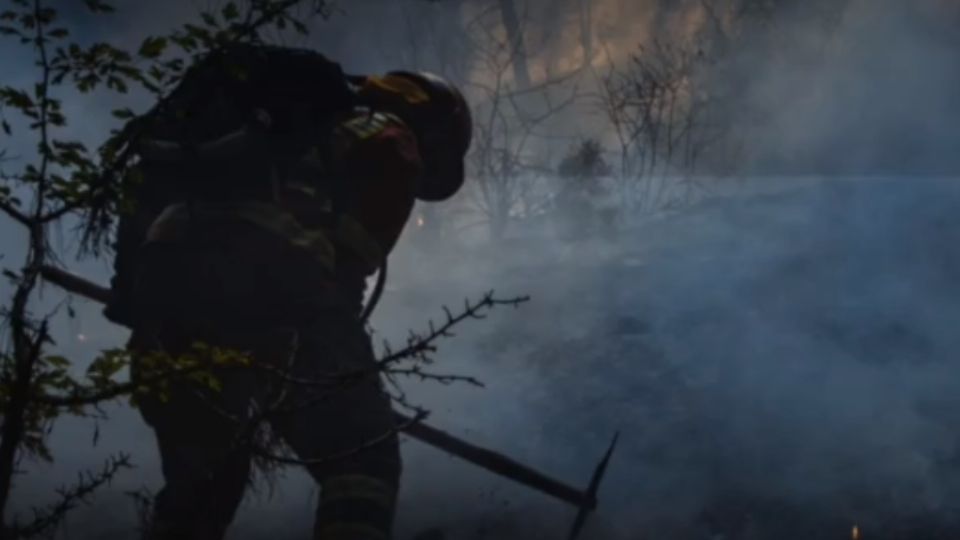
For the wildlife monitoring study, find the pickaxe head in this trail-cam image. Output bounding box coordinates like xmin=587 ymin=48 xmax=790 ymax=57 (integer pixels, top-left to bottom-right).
xmin=568 ymin=431 xmax=620 ymax=540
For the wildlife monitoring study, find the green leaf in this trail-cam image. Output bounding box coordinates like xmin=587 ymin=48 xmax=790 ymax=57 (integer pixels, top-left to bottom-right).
xmin=48 ymin=27 xmax=68 ymax=38
xmin=83 ymin=0 xmax=115 ymax=13
xmin=48 ymin=110 xmax=65 ymax=126
xmin=0 ymin=87 xmax=34 ymax=110
xmin=106 ymin=75 xmax=128 ymax=93
xmin=87 ymin=350 xmax=130 ymax=383
xmin=184 ymin=23 xmax=211 ymax=42
xmin=36 ymin=7 xmax=56 ymax=25
xmin=46 ymin=356 xmax=70 ymax=369
xmin=222 ymin=2 xmax=239 ymax=21
xmin=124 ymin=166 xmax=144 ymax=188
xmin=146 ymin=64 xmax=167 ymax=85
xmin=170 ymin=33 xmax=197 ymax=52
xmin=137 ymin=36 xmax=167 ymax=59
xmin=111 ymin=107 xmax=135 ymax=120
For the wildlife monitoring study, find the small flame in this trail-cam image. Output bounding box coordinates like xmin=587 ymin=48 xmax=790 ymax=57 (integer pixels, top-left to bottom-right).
xmin=852 ymin=524 xmax=860 ymax=540
xmin=416 ymin=215 xmax=425 ymax=228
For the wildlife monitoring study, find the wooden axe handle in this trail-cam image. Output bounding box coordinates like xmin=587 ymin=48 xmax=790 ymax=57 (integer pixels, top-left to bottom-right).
xmin=38 ymin=264 xmax=598 ymax=511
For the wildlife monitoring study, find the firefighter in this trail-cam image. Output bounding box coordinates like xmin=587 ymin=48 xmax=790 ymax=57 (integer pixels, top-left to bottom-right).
xmin=109 ymin=51 xmax=472 ymax=540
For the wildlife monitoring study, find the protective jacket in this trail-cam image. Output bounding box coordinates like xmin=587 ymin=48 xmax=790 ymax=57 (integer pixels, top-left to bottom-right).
xmin=108 ymin=105 xmax=422 ymax=324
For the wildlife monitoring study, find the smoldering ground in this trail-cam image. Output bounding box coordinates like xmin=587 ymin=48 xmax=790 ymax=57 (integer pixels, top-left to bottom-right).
xmin=390 ymin=175 xmax=960 ymax=540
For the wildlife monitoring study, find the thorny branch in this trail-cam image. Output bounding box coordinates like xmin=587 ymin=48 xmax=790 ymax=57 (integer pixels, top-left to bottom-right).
xmin=377 ymin=291 xmax=530 ymax=367
xmin=271 ymin=292 xmax=527 ymax=416
xmin=179 ymin=292 xmax=528 ymax=478
xmin=0 ymin=0 xmax=59 ymax=531
xmin=28 ymin=289 xmax=525 ymax=413
xmin=0 ymin=200 xmax=28 ymax=227
xmin=9 ymin=455 xmax=132 ymax=540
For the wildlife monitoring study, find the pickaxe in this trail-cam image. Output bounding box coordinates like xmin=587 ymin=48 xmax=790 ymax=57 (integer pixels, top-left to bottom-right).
xmin=39 ymin=264 xmax=619 ymax=539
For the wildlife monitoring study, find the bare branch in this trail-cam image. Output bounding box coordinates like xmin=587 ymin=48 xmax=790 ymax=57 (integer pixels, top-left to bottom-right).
xmin=10 ymin=454 xmax=132 ymax=539
xmin=0 ymin=201 xmax=29 ymax=228
xmin=377 ymin=292 xmax=529 ymax=367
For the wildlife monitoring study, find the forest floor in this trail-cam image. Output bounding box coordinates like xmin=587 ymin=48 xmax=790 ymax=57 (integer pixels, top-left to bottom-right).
xmin=380 ymin=176 xmax=960 ymax=540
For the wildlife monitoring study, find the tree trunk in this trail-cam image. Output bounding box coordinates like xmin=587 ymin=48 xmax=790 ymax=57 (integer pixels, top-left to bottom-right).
xmin=497 ymin=0 xmax=532 ymax=89
xmin=579 ymin=0 xmax=593 ymax=68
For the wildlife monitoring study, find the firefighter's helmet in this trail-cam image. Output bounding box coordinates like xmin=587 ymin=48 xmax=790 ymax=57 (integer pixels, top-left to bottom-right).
xmin=356 ymin=71 xmax=472 ymax=202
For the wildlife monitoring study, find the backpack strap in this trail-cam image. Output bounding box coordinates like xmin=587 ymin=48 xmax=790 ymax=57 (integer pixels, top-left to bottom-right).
xmin=146 ymin=201 xmax=337 ymax=273
xmin=333 ymin=214 xmax=383 ymax=275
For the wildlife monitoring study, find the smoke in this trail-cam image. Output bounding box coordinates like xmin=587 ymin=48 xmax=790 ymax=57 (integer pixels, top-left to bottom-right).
xmin=503 ymin=177 xmax=960 ymax=538
xmin=380 ymin=1 xmax=960 ymax=537
xmin=730 ymin=0 xmax=960 ymax=175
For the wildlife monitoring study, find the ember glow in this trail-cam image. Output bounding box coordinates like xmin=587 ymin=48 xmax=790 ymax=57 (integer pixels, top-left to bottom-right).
xmin=852 ymin=524 xmax=861 ymax=539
